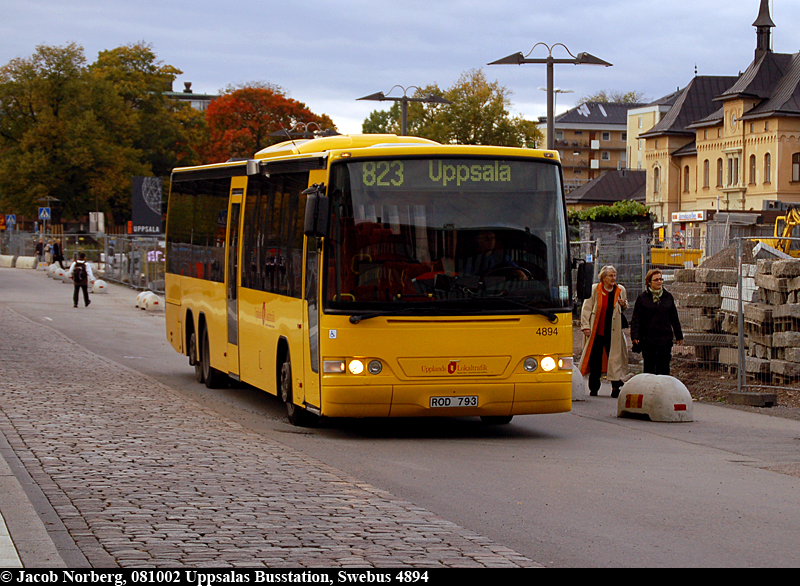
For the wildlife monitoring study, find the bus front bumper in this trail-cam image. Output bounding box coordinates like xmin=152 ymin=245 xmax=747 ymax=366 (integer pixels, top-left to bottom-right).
xmin=320 ymin=381 xmax=572 ymax=418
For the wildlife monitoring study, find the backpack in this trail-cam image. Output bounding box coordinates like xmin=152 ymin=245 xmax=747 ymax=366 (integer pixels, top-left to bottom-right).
xmin=72 ymin=262 xmax=86 ymax=284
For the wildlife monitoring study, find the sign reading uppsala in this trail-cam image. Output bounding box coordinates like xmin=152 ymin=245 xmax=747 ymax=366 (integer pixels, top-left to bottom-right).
xmin=132 ymin=176 xmax=163 ymax=234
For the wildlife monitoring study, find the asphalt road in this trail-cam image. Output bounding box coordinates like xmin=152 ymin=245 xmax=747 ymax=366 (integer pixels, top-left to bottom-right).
xmin=3 ymin=267 xmax=800 ymax=567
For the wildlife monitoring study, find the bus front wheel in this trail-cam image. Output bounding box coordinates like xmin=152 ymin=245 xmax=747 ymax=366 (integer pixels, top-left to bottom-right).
xmin=280 ymin=354 xmax=315 ymax=427
xmin=480 ymin=415 xmax=513 ymax=425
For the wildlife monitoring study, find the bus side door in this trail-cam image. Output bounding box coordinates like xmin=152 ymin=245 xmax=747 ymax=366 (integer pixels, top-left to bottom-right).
xmin=226 ymin=184 xmax=244 ymax=379
xmin=302 ymin=235 xmax=321 ymax=409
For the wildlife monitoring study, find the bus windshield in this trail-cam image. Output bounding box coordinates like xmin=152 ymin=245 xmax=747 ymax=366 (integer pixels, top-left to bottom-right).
xmin=324 ymin=157 xmax=570 ymax=314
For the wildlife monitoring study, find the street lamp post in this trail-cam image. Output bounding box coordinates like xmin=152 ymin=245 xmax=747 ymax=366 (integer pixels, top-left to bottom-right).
xmin=489 ymin=43 xmax=611 ymax=150
xmin=537 ymin=87 xmax=573 ymax=122
xmin=357 ymin=86 xmax=451 ymax=136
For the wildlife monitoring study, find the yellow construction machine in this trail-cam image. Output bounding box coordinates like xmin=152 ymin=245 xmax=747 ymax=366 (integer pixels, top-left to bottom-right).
xmin=758 ymin=204 xmax=800 ymax=257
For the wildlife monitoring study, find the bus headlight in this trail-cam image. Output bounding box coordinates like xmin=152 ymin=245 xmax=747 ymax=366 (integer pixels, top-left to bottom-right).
xmin=559 ymin=356 xmax=573 ymax=370
xmin=348 ymin=359 xmax=364 ymax=375
xmin=523 ymin=357 xmax=538 ymax=372
xmin=540 ymin=356 xmax=557 ymax=372
xmin=368 ymin=360 xmax=383 ymax=375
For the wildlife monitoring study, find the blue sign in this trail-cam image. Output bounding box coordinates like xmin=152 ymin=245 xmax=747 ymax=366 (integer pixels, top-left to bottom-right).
xmin=5 ymin=214 xmax=15 ymax=226
xmin=38 ymin=207 xmax=51 ymax=220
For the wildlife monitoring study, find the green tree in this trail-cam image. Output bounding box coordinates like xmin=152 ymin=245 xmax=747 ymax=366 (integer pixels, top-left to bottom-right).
xmin=0 ymin=42 xmax=207 ymax=225
xmin=0 ymin=43 xmax=146 ymax=223
xmin=361 ymin=70 xmax=542 ymax=148
xmin=90 ymin=42 xmax=207 ymax=177
xmin=362 ymin=102 xmax=401 ymax=134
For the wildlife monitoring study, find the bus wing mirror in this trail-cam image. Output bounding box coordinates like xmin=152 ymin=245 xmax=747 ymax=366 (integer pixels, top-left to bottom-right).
xmin=303 ymin=183 xmax=330 ymax=238
xmin=576 ymin=261 xmax=594 ymax=300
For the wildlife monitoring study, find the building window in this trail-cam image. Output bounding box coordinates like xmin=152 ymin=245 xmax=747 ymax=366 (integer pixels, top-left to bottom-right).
xmin=601 ymin=151 xmax=611 ymax=161
xmin=638 ymin=116 xmax=643 ymax=129
xmin=638 ymin=139 xmax=643 ymax=151
xmin=704 ymin=130 xmax=708 ymax=140
xmin=749 ymin=155 xmax=756 ymax=184
xmin=764 ymin=153 xmax=771 ymax=183
xmin=654 ymin=166 xmax=661 ymax=196
xmin=621 ymin=132 xmax=627 ymax=141
xmin=602 ymin=132 xmax=611 ymax=141
xmin=703 ymin=160 xmax=710 ymax=188
xmin=728 ymin=156 xmax=739 ymax=186
xmin=793 ymin=153 xmax=800 ymax=182
xmin=717 ymin=159 xmax=723 ymax=187
xmin=765 ymin=121 xmax=770 ymax=131
xmin=555 ymin=130 xmax=564 ymax=141
xmin=683 ymin=166 xmax=690 ymax=192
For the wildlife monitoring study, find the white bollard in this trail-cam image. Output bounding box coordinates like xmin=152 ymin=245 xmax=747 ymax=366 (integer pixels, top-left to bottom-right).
xmin=92 ymin=279 xmax=108 ymax=294
xmin=572 ymin=364 xmax=586 ymax=401
xmin=617 ymin=373 xmax=694 ymax=422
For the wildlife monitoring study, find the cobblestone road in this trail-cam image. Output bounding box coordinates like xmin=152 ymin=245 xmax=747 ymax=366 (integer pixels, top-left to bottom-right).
xmin=0 ymin=306 xmax=540 ymax=568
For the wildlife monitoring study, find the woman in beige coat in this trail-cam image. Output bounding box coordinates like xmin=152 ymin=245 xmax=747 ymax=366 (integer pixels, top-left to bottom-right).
xmin=579 ymin=265 xmax=629 ymax=397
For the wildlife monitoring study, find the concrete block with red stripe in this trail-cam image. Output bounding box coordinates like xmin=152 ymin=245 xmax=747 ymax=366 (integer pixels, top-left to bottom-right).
xmin=617 ymin=373 xmax=694 ymax=422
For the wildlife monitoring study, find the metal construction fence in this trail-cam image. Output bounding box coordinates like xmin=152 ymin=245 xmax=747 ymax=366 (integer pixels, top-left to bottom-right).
xmin=573 ymin=235 xmax=800 ymax=401
xmin=0 ymin=231 xmax=165 ymax=293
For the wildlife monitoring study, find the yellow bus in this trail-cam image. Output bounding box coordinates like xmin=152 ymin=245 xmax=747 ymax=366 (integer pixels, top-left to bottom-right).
xmin=165 ymin=134 xmax=576 ymax=425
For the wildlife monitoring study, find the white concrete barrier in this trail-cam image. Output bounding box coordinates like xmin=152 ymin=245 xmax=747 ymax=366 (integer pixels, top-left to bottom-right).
xmin=91 ymin=279 xmax=108 ymax=293
xmin=143 ymin=293 xmax=164 ymax=312
xmin=0 ymin=255 xmax=16 ymax=268
xmin=14 ymin=256 xmax=37 ymax=269
xmin=572 ymin=364 xmax=586 ymax=401
xmin=135 ymin=290 xmax=151 ymax=308
xmin=617 ymin=373 xmax=694 ymax=422
xmin=47 ymin=263 xmax=58 ymax=278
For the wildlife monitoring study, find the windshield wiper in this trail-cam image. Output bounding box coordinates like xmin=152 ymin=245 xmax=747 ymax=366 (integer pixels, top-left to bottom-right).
xmin=349 ymin=306 xmax=444 ymax=324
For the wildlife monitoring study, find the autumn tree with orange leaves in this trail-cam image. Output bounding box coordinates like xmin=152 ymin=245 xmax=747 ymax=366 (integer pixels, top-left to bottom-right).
xmin=203 ymin=84 xmax=336 ymax=163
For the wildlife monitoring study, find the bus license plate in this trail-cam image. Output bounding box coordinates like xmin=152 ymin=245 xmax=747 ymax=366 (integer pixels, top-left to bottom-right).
xmin=430 ymin=395 xmax=478 ymax=408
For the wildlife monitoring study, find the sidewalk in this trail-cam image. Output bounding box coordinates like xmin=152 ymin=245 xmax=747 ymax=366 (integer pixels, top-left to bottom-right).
xmin=0 ymin=269 xmax=540 ymax=568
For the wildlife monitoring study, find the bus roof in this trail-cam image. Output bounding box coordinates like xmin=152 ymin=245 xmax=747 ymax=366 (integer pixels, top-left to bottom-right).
xmin=253 ymin=134 xmax=438 ymax=159
xmin=172 ymin=134 xmax=561 ymax=176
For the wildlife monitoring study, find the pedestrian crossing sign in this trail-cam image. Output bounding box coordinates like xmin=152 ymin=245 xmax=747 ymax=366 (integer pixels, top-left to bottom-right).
xmin=38 ymin=207 xmax=51 ymax=220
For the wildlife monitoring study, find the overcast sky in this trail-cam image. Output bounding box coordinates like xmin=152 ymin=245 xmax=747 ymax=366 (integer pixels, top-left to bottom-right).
xmin=2 ymin=1 xmax=796 ymax=134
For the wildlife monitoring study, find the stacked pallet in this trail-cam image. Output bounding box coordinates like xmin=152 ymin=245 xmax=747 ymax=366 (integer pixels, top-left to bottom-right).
xmin=753 ymin=259 xmax=800 ymax=383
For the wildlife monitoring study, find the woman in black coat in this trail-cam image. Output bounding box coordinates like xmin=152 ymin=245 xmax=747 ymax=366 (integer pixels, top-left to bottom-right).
xmin=630 ymin=269 xmax=683 ymax=376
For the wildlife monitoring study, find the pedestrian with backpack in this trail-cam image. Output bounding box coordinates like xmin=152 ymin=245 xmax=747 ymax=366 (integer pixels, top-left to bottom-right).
xmin=67 ymin=252 xmax=94 ymax=308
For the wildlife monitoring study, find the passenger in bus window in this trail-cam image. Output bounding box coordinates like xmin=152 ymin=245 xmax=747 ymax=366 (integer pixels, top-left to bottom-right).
xmin=579 ymin=265 xmax=629 ymax=397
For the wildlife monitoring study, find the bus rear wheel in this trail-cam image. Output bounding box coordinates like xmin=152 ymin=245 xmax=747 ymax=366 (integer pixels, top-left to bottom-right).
xmin=201 ymin=329 xmax=227 ymax=389
xmin=189 ymin=330 xmax=204 ymax=384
